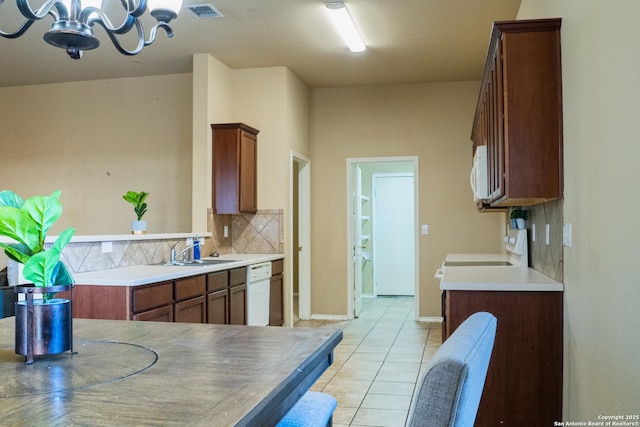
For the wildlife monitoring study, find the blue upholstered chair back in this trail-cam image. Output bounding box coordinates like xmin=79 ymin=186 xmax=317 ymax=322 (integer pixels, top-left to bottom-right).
xmin=408 ymin=312 xmax=497 ymax=427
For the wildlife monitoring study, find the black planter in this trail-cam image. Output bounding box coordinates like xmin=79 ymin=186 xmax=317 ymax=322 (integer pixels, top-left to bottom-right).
xmin=14 ymin=284 xmax=73 ymax=364
xmin=1 ymin=285 xmax=16 ymax=319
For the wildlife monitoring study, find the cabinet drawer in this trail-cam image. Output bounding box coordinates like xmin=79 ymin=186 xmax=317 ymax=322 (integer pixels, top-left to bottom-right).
xmin=271 ymin=259 xmax=284 ymax=275
xmin=207 ymin=271 xmax=229 ymax=292
xmin=133 ymin=304 xmax=173 ymax=322
xmin=175 ymin=275 xmax=206 ymax=301
xmin=230 ymin=267 xmax=246 ymax=286
xmin=132 ymin=281 xmax=173 ymax=313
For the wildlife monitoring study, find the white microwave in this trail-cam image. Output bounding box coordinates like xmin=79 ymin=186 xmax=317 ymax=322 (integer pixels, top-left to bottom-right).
xmin=470 ymin=145 xmax=489 ymax=201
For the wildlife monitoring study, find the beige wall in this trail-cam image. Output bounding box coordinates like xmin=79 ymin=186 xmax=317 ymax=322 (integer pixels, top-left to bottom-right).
xmin=309 ymin=82 xmax=505 ymax=318
xmin=0 ymin=74 xmax=193 ymax=236
xmin=191 ymin=54 xmax=234 ymax=231
xmin=225 ymin=64 xmax=310 ymax=326
xmin=518 ymin=0 xmax=640 ymax=418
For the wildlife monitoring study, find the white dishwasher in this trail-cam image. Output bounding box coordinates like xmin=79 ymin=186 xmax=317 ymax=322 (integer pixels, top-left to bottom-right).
xmin=246 ymin=262 xmax=272 ymax=326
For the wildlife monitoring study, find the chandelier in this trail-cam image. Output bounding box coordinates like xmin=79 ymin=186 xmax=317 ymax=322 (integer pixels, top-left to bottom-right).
xmin=0 ymin=0 xmax=183 ymax=59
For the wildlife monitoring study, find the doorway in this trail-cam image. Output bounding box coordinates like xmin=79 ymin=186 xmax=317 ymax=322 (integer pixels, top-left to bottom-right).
xmin=346 ymin=157 xmax=419 ymax=319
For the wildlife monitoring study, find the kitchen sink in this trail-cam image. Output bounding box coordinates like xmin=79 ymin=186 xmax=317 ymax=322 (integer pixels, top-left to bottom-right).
xmin=154 ymin=259 xmax=237 ymax=267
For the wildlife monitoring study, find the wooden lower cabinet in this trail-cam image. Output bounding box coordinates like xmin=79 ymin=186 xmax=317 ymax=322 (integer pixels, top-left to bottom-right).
xmin=71 ymin=261 xmax=284 ymax=327
xmin=133 ymin=304 xmax=173 ymax=322
xmin=444 ymin=290 xmax=563 ymax=426
xmin=207 ymin=289 xmax=230 ymax=324
xmin=175 ymin=296 xmax=206 ymax=323
xmin=269 ymin=259 xmax=284 ymax=326
xmin=229 ymin=284 xmax=246 ymax=325
xmin=132 ymin=281 xmax=173 ymax=314
xmin=174 ymin=276 xmax=206 ymax=323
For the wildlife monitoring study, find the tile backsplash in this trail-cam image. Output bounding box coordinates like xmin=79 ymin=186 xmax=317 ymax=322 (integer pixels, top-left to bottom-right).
xmin=208 ymin=209 xmax=284 ymax=255
xmin=526 ymin=199 xmax=563 ymax=282
xmin=58 ymin=208 xmax=284 ymax=275
xmin=61 ymin=239 xmax=188 ymax=273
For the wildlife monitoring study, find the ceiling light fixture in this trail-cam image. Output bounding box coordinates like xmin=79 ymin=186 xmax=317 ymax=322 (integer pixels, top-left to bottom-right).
xmin=0 ymin=0 xmax=183 ymax=59
xmin=325 ymin=1 xmax=366 ymax=53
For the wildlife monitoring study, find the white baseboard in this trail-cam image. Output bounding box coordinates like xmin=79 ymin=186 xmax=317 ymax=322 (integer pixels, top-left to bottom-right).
xmin=310 ymin=314 xmax=351 ymax=321
xmin=308 ymin=315 xmax=443 ymax=322
xmin=417 ymin=316 xmax=443 ymax=323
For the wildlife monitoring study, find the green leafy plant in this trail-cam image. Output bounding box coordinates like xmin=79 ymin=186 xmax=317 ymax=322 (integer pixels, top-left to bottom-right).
xmin=0 ymin=190 xmax=75 ymax=301
xmin=508 ymin=206 xmax=529 ymax=220
xmin=122 ymin=190 xmax=149 ymax=221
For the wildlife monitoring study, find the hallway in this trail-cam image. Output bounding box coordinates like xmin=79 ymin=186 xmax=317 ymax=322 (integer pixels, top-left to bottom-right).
xmin=294 ymin=297 xmax=442 ymax=426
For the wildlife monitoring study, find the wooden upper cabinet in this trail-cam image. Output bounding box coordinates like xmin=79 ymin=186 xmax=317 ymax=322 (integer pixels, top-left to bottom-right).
xmin=212 ymin=123 xmax=259 ymax=214
xmin=472 ymin=18 xmax=563 ymax=207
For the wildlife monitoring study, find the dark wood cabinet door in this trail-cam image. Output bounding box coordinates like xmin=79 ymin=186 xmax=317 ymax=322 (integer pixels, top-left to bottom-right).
xmin=238 ymin=130 xmax=257 ymax=213
xmin=211 ymin=123 xmax=259 ymax=214
xmin=207 ymin=289 xmax=230 ymax=324
xmin=133 ymin=304 xmax=174 ymax=322
xmin=229 ymin=284 xmax=247 ymax=325
xmin=471 ymin=19 xmax=562 ymax=207
xmin=175 ymin=295 xmax=206 ymax=323
xmin=446 ymin=290 xmax=562 ymax=426
xmin=269 ymin=274 xmax=284 ymax=326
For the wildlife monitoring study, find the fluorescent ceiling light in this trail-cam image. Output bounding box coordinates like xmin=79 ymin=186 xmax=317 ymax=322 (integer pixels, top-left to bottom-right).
xmin=325 ymin=2 xmax=366 ymax=53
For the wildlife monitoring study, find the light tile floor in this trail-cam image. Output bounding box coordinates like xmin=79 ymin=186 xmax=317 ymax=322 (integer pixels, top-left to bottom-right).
xmin=294 ymin=297 xmax=442 ymax=427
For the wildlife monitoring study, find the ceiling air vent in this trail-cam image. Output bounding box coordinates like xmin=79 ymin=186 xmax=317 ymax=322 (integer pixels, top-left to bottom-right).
xmin=186 ymin=4 xmax=224 ymax=19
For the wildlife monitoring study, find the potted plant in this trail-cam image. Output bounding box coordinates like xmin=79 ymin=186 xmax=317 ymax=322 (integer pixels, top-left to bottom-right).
xmin=509 ymin=206 xmax=528 ymax=229
xmin=0 ymin=190 xmax=75 ymax=364
xmin=123 ymin=190 xmax=148 ymax=234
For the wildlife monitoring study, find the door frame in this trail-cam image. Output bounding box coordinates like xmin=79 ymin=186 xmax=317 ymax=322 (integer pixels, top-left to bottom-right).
xmin=290 ymin=151 xmax=311 ymax=321
xmin=346 ymin=156 xmax=420 ymax=320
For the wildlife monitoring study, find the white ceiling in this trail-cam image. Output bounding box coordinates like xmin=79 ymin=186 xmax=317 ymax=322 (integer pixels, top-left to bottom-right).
xmin=0 ymin=0 xmax=521 ymax=88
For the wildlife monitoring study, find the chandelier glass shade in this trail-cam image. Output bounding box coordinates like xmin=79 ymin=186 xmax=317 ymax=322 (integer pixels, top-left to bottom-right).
xmin=0 ymin=0 xmax=183 ymax=59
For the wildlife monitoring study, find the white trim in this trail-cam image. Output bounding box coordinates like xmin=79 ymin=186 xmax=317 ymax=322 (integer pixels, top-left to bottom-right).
xmin=417 ymin=317 xmax=444 ymax=323
xmin=346 ymin=156 xmax=420 ymax=321
xmin=310 ymin=314 xmax=351 ymax=321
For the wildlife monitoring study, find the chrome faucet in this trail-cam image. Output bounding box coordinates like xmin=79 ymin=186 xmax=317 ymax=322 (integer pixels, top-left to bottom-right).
xmin=170 ymin=242 xmax=198 ymax=263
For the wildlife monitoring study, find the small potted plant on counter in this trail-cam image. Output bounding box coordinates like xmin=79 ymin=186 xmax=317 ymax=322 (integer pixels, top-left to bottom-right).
xmin=0 ymin=190 xmax=75 ymax=364
xmin=509 ymin=206 xmax=528 ymax=229
xmin=123 ymin=190 xmax=148 ymax=234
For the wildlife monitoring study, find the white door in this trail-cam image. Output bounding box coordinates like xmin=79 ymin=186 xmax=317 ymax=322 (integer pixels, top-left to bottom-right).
xmin=352 ymin=165 xmax=364 ymax=317
xmin=297 ymin=157 xmax=311 ymax=320
xmin=373 ymin=174 xmax=415 ymax=296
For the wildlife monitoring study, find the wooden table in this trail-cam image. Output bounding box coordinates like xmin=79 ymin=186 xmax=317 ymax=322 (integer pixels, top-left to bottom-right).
xmin=0 ymin=318 xmax=342 ymax=426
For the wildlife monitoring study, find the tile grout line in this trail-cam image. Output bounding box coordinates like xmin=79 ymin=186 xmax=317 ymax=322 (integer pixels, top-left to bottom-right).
xmin=296 ymin=297 xmax=438 ymax=427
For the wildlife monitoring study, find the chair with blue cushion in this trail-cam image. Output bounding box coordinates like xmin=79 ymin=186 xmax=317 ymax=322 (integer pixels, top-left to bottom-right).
xmin=408 ymin=311 xmax=497 ymax=427
xmin=276 ymin=390 xmax=337 ymax=427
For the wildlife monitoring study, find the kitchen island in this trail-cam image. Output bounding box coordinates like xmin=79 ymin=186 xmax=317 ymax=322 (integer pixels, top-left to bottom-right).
xmin=62 ymin=254 xmax=285 ymax=325
xmin=0 ymin=317 xmax=342 ymax=426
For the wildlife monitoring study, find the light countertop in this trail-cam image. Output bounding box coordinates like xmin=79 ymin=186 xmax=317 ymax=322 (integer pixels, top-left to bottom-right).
xmin=440 ymin=266 xmax=563 ymax=292
xmin=72 ymin=254 xmax=284 ymax=286
xmin=445 ymin=253 xmax=511 ymax=262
